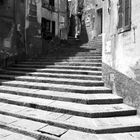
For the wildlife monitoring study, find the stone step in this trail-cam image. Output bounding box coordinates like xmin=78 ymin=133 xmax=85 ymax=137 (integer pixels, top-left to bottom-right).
xmin=0 ymin=128 xmax=41 ymax=140
xmin=0 ymin=70 xmax=103 ymax=81
xmin=42 ymin=55 xmax=102 ymax=60
xmin=43 ymin=52 xmax=102 ymax=57
xmin=31 ymin=56 xmax=102 ymax=60
xmin=0 ymin=80 xmax=111 ymax=94
xmin=63 ymin=115 xmax=140 ymax=134
xmin=13 ymin=62 xmax=102 ymax=67
xmin=61 ymin=130 xmax=140 ymax=140
xmin=25 ymin=58 xmax=102 ymax=63
xmin=13 ymin=63 xmax=102 ymax=71
xmin=42 ymin=51 xmax=101 ymax=55
xmin=6 ymin=67 xmax=102 ymax=76
xmin=0 ymin=113 xmax=60 ymax=140
xmin=40 ymin=56 xmax=102 ymax=59
xmin=24 ymin=63 xmax=102 ymax=70
xmin=0 ymin=93 xmax=136 ymax=118
xmin=63 ymin=50 xmax=101 ymax=53
xmin=0 ymin=103 xmax=139 ymax=135
xmin=0 ymin=86 xmax=123 ymax=104
xmin=74 ymin=53 xmax=102 ymax=56
xmin=0 ymin=74 xmax=104 ymax=87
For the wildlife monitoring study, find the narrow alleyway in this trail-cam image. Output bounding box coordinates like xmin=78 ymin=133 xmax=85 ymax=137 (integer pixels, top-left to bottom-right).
xmin=0 ymin=37 xmax=140 ymax=140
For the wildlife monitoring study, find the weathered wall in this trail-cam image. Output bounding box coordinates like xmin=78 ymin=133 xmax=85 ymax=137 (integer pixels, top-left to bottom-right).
xmin=100 ymin=0 xmax=140 ymax=111
xmin=25 ymin=0 xmax=42 ymax=58
xmin=0 ymin=0 xmax=26 ymax=67
xmin=80 ymin=0 xmax=104 ymax=42
xmin=0 ymin=0 xmax=14 ymax=18
xmin=59 ymin=0 xmax=68 ymax=40
xmin=102 ymin=0 xmax=140 ymax=84
xmin=103 ymin=63 xmax=140 ymax=114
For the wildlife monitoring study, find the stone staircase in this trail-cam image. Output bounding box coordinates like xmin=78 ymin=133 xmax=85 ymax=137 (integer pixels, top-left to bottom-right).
xmin=0 ymin=38 xmax=140 ymax=139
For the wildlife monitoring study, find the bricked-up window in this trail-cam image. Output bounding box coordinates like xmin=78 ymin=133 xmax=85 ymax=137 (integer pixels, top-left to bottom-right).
xmin=118 ymin=0 xmax=131 ymax=32
xmin=49 ymin=0 xmax=54 ymax=7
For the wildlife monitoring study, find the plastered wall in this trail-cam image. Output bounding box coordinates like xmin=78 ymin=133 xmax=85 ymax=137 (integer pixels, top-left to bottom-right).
xmin=102 ymin=0 xmax=140 ymax=84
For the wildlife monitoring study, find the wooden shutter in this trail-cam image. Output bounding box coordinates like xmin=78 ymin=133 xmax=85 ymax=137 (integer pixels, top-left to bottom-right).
xmin=118 ymin=0 xmax=131 ymax=32
xmin=124 ymin=0 xmax=131 ymax=29
xmin=118 ymin=0 xmax=123 ymax=29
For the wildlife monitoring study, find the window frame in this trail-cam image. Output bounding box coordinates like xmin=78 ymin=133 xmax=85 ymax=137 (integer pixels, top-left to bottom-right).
xmin=117 ymin=0 xmax=131 ymax=33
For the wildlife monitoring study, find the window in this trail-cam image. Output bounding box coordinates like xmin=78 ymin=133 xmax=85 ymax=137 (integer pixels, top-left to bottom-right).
xmin=0 ymin=0 xmax=4 ymax=5
xmin=52 ymin=21 xmax=55 ymax=36
xmin=118 ymin=0 xmax=131 ymax=32
xmin=41 ymin=18 xmax=56 ymax=40
xmin=41 ymin=18 xmax=51 ymax=40
xmin=49 ymin=0 xmax=54 ymax=7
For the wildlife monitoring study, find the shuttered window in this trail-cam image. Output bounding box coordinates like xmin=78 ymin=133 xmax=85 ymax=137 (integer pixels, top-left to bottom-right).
xmin=118 ymin=0 xmax=123 ymax=29
xmin=118 ymin=0 xmax=131 ymax=32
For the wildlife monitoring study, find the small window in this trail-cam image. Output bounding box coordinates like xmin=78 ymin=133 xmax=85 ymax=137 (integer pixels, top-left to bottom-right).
xmin=49 ymin=0 xmax=54 ymax=7
xmin=42 ymin=18 xmax=50 ymax=33
xmin=52 ymin=21 xmax=55 ymax=36
xmin=41 ymin=18 xmax=51 ymax=40
xmin=118 ymin=0 xmax=131 ymax=32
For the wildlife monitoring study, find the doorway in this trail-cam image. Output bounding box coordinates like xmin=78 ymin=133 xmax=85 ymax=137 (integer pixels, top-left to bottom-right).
xmin=97 ymin=8 xmax=103 ymax=35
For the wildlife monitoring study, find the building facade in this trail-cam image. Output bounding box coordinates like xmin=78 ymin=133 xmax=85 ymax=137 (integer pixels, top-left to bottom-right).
xmin=25 ymin=0 xmax=42 ymax=57
xmin=0 ymin=0 xmax=69 ymax=67
xmin=0 ymin=0 xmax=26 ymax=67
xmin=90 ymin=0 xmax=140 ymax=112
xmin=70 ymin=0 xmax=140 ymax=112
xmin=42 ymin=0 xmax=68 ymax=40
xmin=68 ymin=0 xmax=83 ymax=39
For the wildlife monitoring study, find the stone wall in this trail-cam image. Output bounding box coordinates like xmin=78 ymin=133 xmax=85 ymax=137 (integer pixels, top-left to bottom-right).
xmin=103 ymin=63 xmax=140 ymax=114
xmin=25 ymin=0 xmax=42 ymax=58
xmin=0 ymin=0 xmax=43 ymax=67
xmin=0 ymin=0 xmax=26 ymax=67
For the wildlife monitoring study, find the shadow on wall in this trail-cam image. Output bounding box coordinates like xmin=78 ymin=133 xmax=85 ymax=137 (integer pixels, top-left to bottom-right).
xmin=79 ymin=20 xmax=89 ymax=43
xmin=0 ymin=18 xmax=26 ymax=68
xmin=0 ymin=38 xmax=91 ymax=86
xmin=68 ymin=15 xmax=89 ymax=44
xmin=102 ymin=63 xmax=140 ymax=114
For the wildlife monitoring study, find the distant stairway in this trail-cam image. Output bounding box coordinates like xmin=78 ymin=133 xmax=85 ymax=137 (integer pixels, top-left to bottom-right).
xmin=0 ymin=37 xmax=140 ymax=140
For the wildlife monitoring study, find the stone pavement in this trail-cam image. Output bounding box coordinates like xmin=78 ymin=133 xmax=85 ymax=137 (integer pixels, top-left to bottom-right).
xmin=0 ymin=37 xmax=140 ymax=139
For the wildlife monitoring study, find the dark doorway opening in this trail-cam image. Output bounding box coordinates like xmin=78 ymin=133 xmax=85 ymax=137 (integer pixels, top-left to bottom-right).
xmin=97 ymin=8 xmax=103 ymax=35
xmin=52 ymin=21 xmax=55 ymax=36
